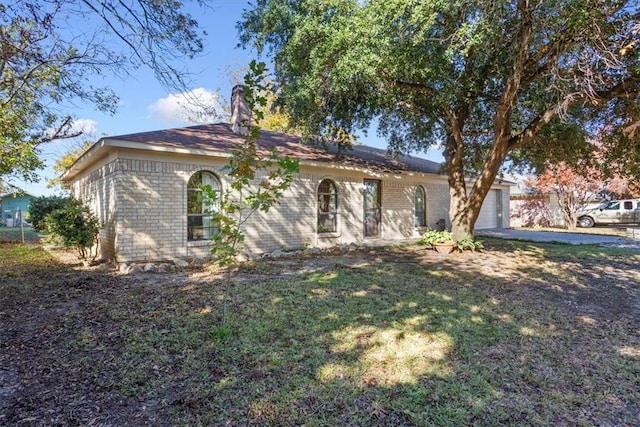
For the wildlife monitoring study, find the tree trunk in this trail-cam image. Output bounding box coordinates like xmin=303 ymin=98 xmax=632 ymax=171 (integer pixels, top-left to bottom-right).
xmin=449 ymin=190 xmax=475 ymax=239
xmin=446 ymin=4 xmax=529 ymax=239
xmin=448 ymin=173 xmax=497 ymax=240
xmin=446 ymin=135 xmax=510 ymax=240
xmin=557 ymin=192 xmax=578 ymax=230
xmin=444 ymin=126 xmax=473 ymax=240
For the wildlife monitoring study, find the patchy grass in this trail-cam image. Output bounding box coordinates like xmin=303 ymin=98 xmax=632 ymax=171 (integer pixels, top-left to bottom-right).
xmin=1 ymin=241 xmax=639 ymax=426
xmin=0 ymin=243 xmax=60 ymax=277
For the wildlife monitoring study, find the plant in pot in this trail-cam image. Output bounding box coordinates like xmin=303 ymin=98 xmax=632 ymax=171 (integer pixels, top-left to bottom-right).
xmin=420 ymin=229 xmax=455 ymax=254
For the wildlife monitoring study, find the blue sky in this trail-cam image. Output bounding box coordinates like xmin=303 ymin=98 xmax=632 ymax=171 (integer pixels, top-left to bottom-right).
xmin=19 ymin=0 xmax=443 ymax=197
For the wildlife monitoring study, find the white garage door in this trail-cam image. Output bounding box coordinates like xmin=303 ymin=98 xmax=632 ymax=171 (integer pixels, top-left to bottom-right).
xmin=476 ymin=189 xmax=500 ymax=229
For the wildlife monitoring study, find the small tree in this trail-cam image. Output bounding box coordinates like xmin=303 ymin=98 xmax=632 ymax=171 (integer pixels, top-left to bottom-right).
xmin=202 ymin=61 xmax=299 ymax=332
xmin=529 ymin=155 xmax=640 ymax=229
xmin=44 ymin=199 xmax=100 ymax=260
xmin=28 ymin=195 xmax=99 ymax=259
xmin=528 ymin=162 xmax=603 ymax=230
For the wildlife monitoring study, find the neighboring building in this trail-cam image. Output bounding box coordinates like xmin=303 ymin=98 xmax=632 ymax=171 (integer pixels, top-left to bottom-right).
xmin=0 ymin=191 xmax=36 ymax=227
xmin=64 ymin=87 xmax=510 ymax=263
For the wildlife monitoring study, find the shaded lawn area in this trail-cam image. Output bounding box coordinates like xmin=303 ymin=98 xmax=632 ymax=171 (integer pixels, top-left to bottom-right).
xmin=1 ymin=240 xmax=639 ymax=426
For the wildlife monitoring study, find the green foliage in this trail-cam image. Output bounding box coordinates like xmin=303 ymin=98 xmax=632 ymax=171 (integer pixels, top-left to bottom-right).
xmin=0 ymin=1 xmax=206 ymax=183
xmin=43 ymin=198 xmax=100 ymax=260
xmin=48 ymin=141 xmax=93 ymax=189
xmin=239 ymin=0 xmax=639 ymax=236
xmin=210 ymin=325 xmax=232 ymax=341
xmin=0 ymin=136 xmax=43 ymax=183
xmin=454 ymin=233 xmax=484 ymax=252
xmin=28 ymin=195 xmax=99 ymax=259
xmin=422 ymin=229 xmax=483 ymax=251
xmin=420 ymin=229 xmax=454 ymax=246
xmin=204 ymin=61 xmax=300 ymax=268
xmin=27 ymin=196 xmax=71 ymax=232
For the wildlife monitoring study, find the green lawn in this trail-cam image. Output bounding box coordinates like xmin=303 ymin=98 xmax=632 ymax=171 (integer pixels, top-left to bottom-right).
xmin=1 ymin=240 xmax=639 ymax=425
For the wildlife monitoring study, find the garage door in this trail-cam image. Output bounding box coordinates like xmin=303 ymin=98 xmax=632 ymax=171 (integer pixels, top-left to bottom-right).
xmin=476 ymin=189 xmax=500 ymax=229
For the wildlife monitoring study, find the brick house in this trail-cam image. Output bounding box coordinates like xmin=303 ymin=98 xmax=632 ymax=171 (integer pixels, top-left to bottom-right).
xmin=64 ymin=88 xmax=510 ymax=263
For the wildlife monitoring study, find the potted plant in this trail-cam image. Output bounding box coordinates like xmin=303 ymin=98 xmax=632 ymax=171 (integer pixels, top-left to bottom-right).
xmin=420 ymin=229 xmax=455 ymax=254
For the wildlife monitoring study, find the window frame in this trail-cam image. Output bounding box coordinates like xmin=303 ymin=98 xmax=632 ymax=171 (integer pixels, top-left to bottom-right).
xmin=317 ymin=179 xmax=338 ymax=234
xmin=414 ymin=185 xmax=427 ymax=227
xmin=187 ymin=170 xmax=221 ymax=242
xmin=603 ymin=201 xmax=620 ymax=211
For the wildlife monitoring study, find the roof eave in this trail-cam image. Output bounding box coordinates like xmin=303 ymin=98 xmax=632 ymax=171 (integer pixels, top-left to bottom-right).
xmin=62 ymin=138 xmax=239 ymax=182
xmin=63 ymin=136 xmax=451 ymax=180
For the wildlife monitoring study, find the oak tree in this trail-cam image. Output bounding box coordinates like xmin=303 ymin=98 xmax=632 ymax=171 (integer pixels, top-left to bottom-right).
xmin=239 ymin=0 xmax=640 ymax=238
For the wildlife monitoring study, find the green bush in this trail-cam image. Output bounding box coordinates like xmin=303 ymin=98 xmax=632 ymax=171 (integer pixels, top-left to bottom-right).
xmin=420 ymin=229 xmax=454 ymax=246
xmin=454 ymin=233 xmax=484 ymax=251
xmin=27 ymin=196 xmax=71 ymax=231
xmin=43 ymin=198 xmax=100 ymax=260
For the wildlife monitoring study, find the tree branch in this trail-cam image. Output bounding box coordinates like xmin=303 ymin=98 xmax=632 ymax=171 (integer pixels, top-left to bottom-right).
xmin=494 ymin=0 xmax=532 ymax=142
xmin=509 ymin=73 xmax=640 ymax=149
xmin=39 ymin=116 xmax=82 ymax=144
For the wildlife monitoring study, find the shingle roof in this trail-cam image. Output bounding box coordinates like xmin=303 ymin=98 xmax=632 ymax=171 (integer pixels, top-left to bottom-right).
xmin=109 ymin=122 xmax=443 ymax=175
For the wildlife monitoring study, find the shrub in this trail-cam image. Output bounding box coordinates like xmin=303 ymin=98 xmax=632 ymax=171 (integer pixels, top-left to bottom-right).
xmin=420 ymin=229 xmax=454 ymax=246
xmin=27 ymin=196 xmax=71 ymax=231
xmin=454 ymin=233 xmax=484 ymax=251
xmin=43 ymin=198 xmax=100 ymax=260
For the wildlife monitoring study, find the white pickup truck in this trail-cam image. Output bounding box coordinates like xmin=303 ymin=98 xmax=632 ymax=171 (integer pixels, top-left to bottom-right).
xmin=577 ymin=199 xmax=640 ymax=228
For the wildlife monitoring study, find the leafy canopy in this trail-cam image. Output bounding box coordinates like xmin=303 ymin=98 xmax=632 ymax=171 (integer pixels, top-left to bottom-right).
xmin=241 ymin=0 xmax=638 ymax=166
xmin=239 ymin=0 xmax=639 ymax=235
xmin=48 ymin=140 xmax=93 ymax=190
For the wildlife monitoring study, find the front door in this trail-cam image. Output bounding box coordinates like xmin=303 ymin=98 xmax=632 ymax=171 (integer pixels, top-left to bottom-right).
xmin=363 ymin=179 xmax=381 ymax=237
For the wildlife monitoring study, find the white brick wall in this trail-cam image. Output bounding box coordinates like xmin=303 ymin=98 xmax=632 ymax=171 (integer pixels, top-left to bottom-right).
xmin=71 ymin=152 xmax=509 ymax=262
xmin=70 ymin=159 xmax=119 ymax=260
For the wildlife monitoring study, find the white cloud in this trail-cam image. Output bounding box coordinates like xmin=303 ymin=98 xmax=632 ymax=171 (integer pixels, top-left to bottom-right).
xmin=69 ymin=118 xmax=98 ymax=136
xmin=44 ymin=118 xmax=98 ymax=142
xmin=148 ymin=88 xmax=226 ymax=124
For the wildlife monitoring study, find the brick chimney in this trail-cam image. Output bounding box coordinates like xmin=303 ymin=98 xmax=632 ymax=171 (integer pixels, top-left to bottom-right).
xmin=231 ymin=85 xmax=251 ymax=136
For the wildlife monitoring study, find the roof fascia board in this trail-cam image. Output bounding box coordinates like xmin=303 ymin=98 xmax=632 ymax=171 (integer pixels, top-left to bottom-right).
xmin=65 ymin=137 xmax=499 ymax=183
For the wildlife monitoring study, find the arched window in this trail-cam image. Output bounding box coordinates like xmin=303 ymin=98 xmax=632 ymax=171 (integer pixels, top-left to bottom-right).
xmin=187 ymin=171 xmax=221 ymax=241
xmin=317 ymin=179 xmax=337 ymax=233
xmin=415 ymin=185 xmax=426 ymax=227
